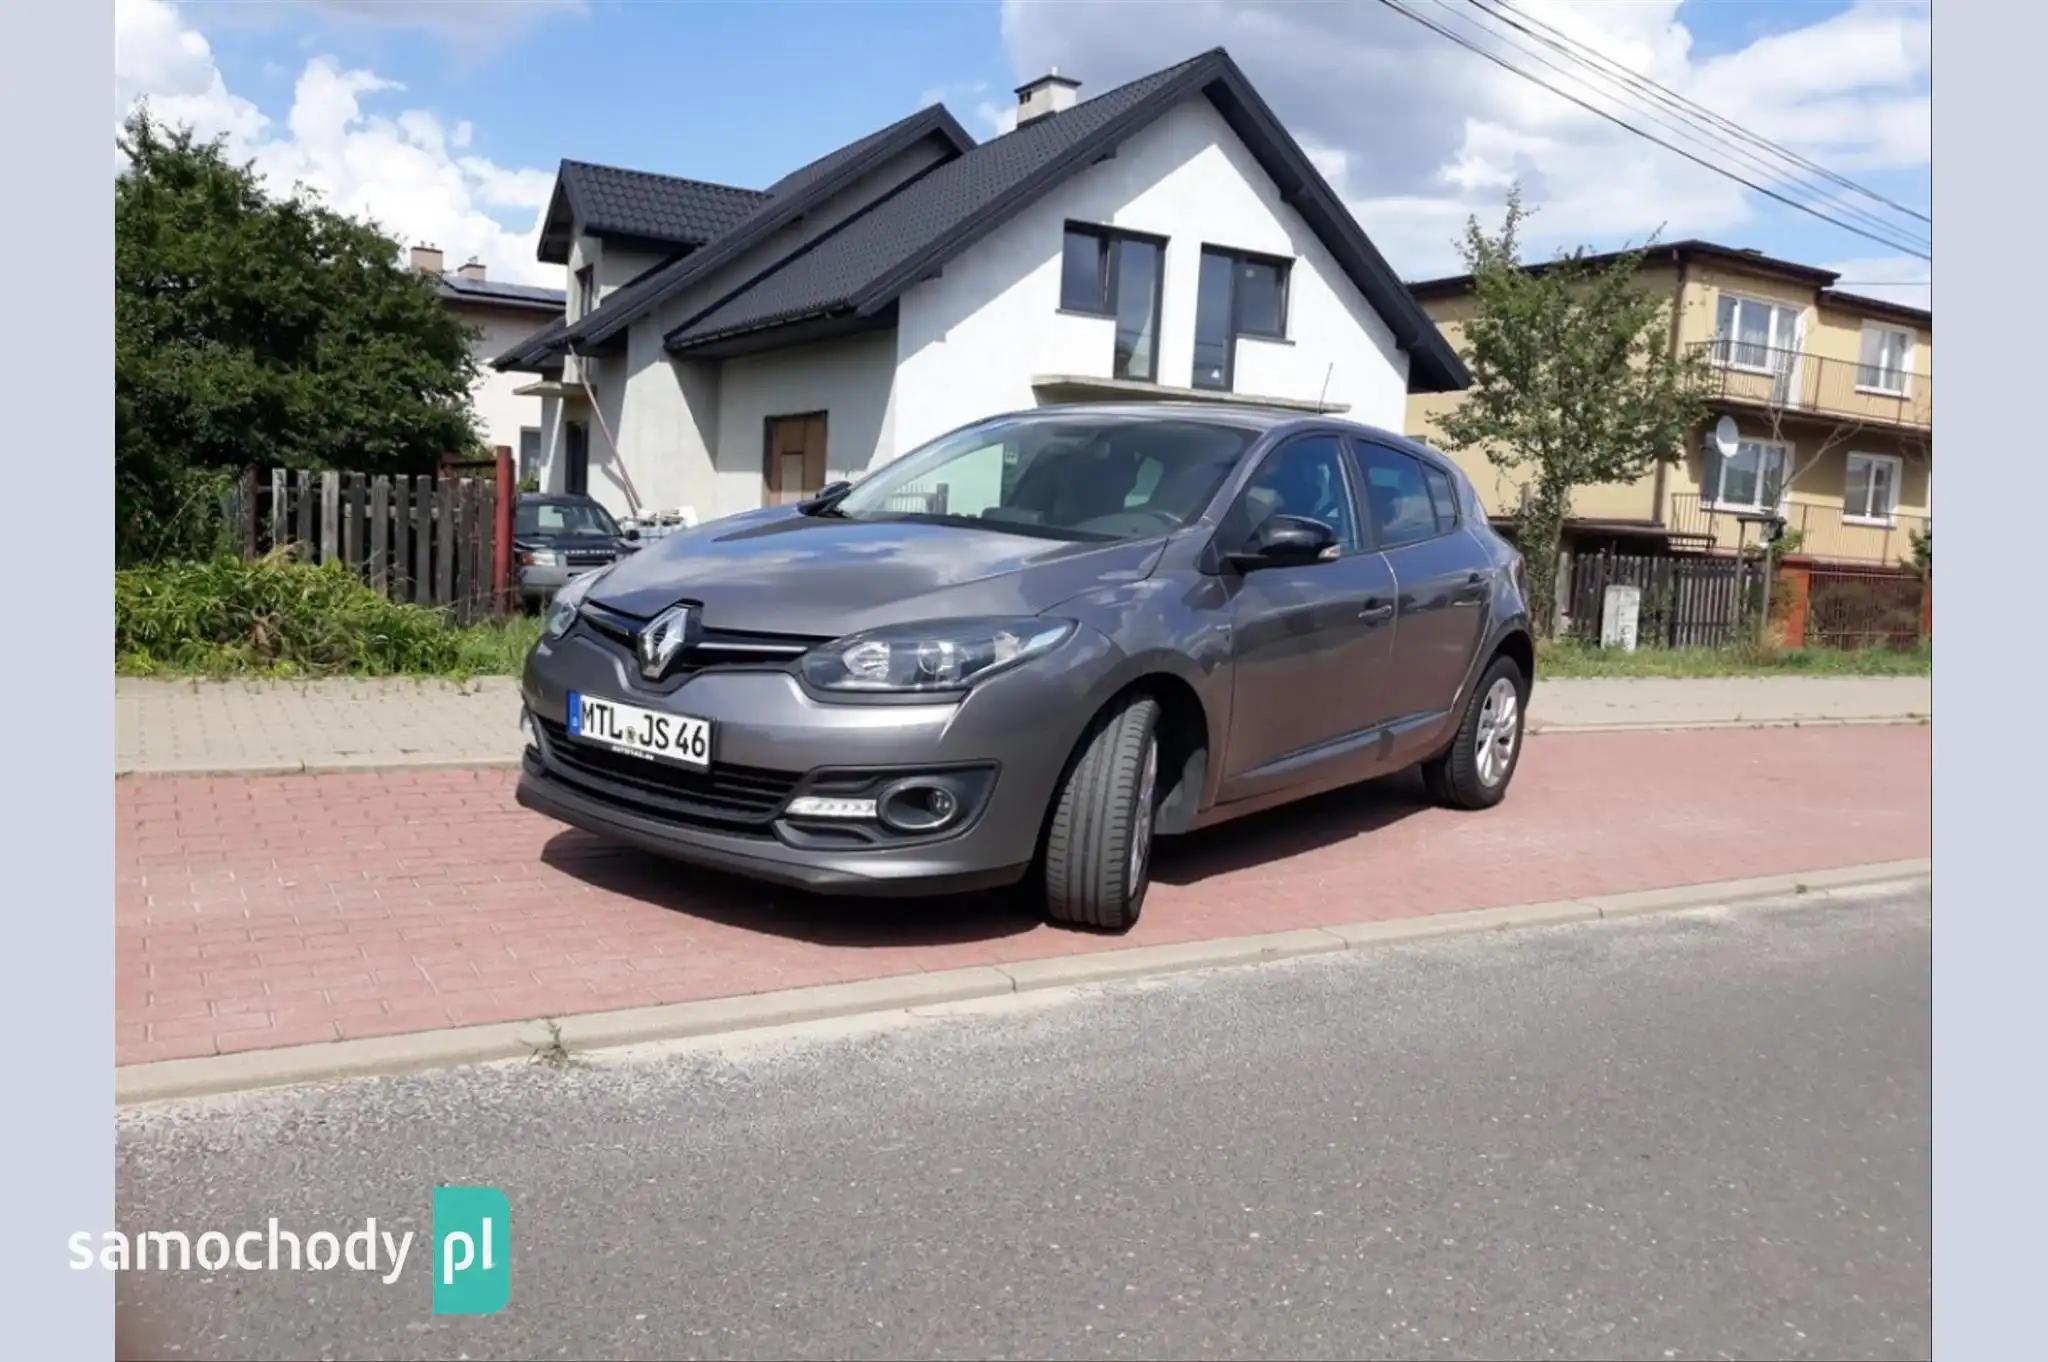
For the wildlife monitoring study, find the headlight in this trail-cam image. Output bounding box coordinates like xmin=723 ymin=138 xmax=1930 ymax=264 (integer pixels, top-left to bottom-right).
xmin=545 ymin=566 xmax=608 ymax=638
xmin=525 ymin=548 xmax=562 ymax=568
xmin=800 ymin=616 xmax=1075 ymax=693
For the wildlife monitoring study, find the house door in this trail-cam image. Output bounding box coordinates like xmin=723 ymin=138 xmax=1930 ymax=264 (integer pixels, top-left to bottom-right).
xmin=764 ymin=413 xmax=828 ymax=505
xmin=564 ymin=421 xmax=590 ymax=495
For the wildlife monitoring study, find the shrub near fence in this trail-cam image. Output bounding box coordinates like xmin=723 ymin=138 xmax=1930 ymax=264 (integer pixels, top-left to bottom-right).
xmin=226 ymin=467 xmax=509 ymax=624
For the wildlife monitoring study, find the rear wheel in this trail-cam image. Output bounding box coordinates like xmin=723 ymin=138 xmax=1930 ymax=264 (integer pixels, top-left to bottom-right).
xmin=1041 ymin=695 xmax=1162 ymax=932
xmin=1421 ymin=655 xmax=1526 ymax=810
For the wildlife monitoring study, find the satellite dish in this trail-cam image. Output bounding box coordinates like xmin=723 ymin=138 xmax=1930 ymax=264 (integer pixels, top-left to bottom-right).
xmin=1713 ymin=415 xmax=1739 ymax=456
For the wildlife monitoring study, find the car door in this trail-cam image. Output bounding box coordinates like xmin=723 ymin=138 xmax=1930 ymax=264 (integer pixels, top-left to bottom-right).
xmin=1349 ymin=440 xmax=1492 ymax=723
xmin=1219 ymin=433 xmax=1399 ymax=795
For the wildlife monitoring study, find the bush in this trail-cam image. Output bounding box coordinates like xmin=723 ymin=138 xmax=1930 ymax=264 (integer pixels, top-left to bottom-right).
xmin=116 ymin=553 xmax=467 ymax=676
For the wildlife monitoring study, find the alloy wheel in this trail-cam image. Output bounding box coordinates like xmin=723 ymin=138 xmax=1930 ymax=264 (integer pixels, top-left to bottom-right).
xmin=1474 ymin=676 xmax=1520 ymax=787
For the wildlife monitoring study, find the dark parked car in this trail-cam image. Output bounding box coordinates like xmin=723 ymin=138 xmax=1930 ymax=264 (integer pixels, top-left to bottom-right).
xmin=516 ymin=405 xmax=1532 ymax=931
xmin=514 ymin=494 xmax=638 ymax=606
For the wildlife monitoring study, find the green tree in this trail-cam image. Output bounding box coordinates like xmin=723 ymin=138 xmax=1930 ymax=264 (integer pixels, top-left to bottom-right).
xmin=1431 ymin=189 xmax=1708 ymax=634
xmin=116 ymin=111 xmax=480 ymax=563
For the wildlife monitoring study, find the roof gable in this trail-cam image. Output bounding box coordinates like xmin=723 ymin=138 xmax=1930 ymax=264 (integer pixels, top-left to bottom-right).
xmin=536 ymin=161 xmax=768 ymax=264
xmin=662 ymin=49 xmax=1468 ymax=392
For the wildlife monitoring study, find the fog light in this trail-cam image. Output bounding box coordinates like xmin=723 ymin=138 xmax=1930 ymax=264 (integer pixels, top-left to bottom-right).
xmin=785 ymin=796 xmax=879 ymax=820
xmin=878 ymin=781 xmax=963 ymax=833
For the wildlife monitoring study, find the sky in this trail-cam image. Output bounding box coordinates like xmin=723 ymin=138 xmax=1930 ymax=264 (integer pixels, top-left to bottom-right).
xmin=113 ymin=0 xmax=1931 ymax=305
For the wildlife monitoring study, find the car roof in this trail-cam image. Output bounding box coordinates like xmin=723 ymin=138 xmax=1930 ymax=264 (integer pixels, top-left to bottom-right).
xmin=981 ymin=401 xmax=1435 ymax=450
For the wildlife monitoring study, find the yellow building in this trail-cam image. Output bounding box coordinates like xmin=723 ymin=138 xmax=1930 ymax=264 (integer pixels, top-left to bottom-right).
xmin=1406 ymin=241 xmax=1930 ymax=568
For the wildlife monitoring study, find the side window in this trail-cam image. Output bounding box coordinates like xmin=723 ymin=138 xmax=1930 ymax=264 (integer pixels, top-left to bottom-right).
xmin=1352 ymin=444 xmax=1440 ymax=550
xmin=1229 ymin=435 xmax=1358 ymax=550
xmin=1422 ymin=465 xmax=1460 ymax=532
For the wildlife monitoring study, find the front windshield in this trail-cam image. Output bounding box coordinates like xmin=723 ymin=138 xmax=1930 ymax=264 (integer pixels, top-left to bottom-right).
xmin=518 ymin=500 xmax=620 ymax=538
xmin=833 ymin=414 xmax=1256 ymax=541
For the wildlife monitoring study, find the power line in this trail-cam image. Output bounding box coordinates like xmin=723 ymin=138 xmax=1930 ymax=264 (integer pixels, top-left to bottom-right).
xmin=1474 ymin=0 xmax=1930 ymax=228
xmin=1428 ymin=0 xmax=1929 ymax=253
xmin=1373 ymin=0 xmax=1932 ymax=260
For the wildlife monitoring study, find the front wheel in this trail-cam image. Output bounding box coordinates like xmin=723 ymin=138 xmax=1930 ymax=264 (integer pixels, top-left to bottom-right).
xmin=1041 ymin=695 xmax=1162 ymax=932
xmin=1421 ymin=655 xmax=1526 ymax=810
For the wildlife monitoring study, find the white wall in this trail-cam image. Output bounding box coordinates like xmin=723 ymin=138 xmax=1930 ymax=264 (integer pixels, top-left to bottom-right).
xmin=713 ymin=331 xmax=898 ymax=518
xmin=890 ymin=96 xmax=1412 ymax=453
xmin=452 ymin=303 xmax=553 ymax=455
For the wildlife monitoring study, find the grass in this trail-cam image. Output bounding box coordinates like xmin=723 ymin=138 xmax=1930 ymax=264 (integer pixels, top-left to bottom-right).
xmin=1537 ymin=636 xmax=1931 ymax=678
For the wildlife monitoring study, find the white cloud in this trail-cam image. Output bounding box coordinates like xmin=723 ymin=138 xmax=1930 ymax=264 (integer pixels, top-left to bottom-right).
xmin=919 ymin=81 xmax=1017 ymax=138
xmin=997 ymin=0 xmax=1930 ymax=279
xmin=115 ymin=0 xmax=558 ymax=285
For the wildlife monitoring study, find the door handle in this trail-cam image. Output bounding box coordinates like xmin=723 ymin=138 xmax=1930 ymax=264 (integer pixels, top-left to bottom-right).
xmin=1358 ymin=599 xmax=1395 ymax=623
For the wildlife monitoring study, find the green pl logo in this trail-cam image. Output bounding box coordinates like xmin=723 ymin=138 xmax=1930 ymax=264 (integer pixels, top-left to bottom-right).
xmin=432 ymin=1186 xmax=510 ymax=1315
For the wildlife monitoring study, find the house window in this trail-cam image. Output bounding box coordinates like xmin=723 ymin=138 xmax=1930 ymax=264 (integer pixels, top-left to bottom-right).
xmin=1713 ymin=293 xmax=1801 ymax=372
xmin=1857 ymin=324 xmax=1914 ymax=395
xmin=1058 ymin=223 xmax=1164 ymax=382
xmin=574 ymin=265 xmax=596 ymax=320
xmin=1844 ymin=451 xmax=1903 ymax=524
xmin=518 ymin=427 xmax=541 ymax=483
xmin=1703 ymin=436 xmax=1790 ymax=512
xmin=1192 ymin=247 xmax=1292 ymax=391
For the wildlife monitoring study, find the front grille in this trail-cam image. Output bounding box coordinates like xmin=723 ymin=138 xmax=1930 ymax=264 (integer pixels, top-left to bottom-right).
xmin=576 ymin=603 xmax=828 ymax=683
xmin=535 ymin=718 xmax=801 ymax=834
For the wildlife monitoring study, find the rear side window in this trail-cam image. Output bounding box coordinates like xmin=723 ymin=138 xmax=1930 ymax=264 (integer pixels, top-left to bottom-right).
xmin=1423 ymin=466 xmax=1460 ymax=532
xmin=1351 ymin=444 xmax=1440 ymax=549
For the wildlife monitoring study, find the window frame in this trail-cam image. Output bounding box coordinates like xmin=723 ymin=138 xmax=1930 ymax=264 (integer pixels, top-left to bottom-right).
xmin=1855 ymin=323 xmax=1916 ymax=397
xmin=1843 ymin=450 xmax=1904 ymax=526
xmin=573 ymin=264 xmax=597 ymax=321
xmin=1348 ymin=439 xmax=1459 ymax=551
xmin=1057 ymin=221 xmax=1167 ymax=383
xmin=1703 ymin=435 xmax=1792 ymax=514
xmin=1712 ymin=292 xmax=1802 ymax=376
xmin=1192 ymin=244 xmax=1295 ymax=393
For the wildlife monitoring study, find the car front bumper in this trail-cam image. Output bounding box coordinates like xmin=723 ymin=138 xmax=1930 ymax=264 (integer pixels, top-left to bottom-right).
xmin=520 ymin=560 xmax=615 ymax=600
xmin=516 ymin=621 xmax=1122 ymax=896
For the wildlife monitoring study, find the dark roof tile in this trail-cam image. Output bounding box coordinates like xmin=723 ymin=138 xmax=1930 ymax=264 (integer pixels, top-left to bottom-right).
xmin=557 ymin=161 xmax=767 ymax=247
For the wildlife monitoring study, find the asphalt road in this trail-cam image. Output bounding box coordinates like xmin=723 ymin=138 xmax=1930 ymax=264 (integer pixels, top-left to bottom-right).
xmin=116 ymin=885 xmax=1930 ymax=1361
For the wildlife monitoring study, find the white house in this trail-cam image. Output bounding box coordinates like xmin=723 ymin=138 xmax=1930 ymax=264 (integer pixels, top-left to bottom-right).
xmin=410 ymin=245 xmax=563 ymax=477
xmin=495 ymin=48 xmax=1467 ymax=524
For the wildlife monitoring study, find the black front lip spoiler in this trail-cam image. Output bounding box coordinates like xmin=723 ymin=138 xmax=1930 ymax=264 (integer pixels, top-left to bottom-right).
xmin=515 ymin=755 xmax=1029 ymax=898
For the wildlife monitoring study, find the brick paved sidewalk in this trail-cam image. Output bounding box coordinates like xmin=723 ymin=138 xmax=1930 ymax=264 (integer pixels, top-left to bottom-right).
xmin=116 ymin=724 xmax=1929 ymax=1066
xmin=115 ymin=673 xmax=1931 ymax=775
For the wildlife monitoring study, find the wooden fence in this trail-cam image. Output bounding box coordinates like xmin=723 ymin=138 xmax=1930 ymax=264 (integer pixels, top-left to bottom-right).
xmin=227 ymin=466 xmax=513 ymax=624
xmin=1565 ymin=550 xmax=1760 ymax=648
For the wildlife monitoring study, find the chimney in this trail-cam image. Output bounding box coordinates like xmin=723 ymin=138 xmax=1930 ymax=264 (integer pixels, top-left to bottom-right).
xmin=1015 ymin=69 xmax=1081 ymax=126
xmin=409 ymin=243 xmax=444 ymax=276
xmin=457 ymin=258 xmax=486 ymax=283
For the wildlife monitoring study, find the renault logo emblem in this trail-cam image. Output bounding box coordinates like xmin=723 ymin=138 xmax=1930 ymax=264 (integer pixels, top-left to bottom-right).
xmin=637 ymin=604 xmax=699 ymax=679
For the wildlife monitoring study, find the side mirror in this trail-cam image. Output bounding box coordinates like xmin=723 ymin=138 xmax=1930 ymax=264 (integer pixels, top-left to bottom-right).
xmin=798 ymin=480 xmax=854 ymax=515
xmin=624 ymin=526 xmax=641 ymax=541
xmin=1228 ymin=514 xmax=1340 ymax=570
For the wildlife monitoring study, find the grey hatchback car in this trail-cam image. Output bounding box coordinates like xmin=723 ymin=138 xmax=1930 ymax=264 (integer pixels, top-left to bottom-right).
xmin=516 ymin=404 xmax=1533 ymax=931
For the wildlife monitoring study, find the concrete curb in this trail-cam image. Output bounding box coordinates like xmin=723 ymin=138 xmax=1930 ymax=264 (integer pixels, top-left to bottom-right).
xmin=1528 ymin=714 xmax=1927 ymax=736
xmin=115 ymin=858 xmax=1929 ymax=1105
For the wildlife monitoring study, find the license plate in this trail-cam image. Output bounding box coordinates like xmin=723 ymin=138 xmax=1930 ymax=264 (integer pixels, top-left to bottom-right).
xmin=566 ymin=691 xmax=712 ymax=769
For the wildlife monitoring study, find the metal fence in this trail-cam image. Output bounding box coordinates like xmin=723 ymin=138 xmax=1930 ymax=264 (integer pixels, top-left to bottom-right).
xmin=227 ymin=467 xmax=510 ymax=624
xmin=1804 ymin=566 xmax=1926 ymax=648
xmin=1669 ymin=492 xmax=1929 ymax=568
xmin=1566 ymin=549 xmax=1760 ymax=648
xmin=1689 ymin=341 xmax=1931 ymax=431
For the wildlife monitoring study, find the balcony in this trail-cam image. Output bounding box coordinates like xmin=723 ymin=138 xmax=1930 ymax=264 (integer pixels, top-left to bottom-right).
xmin=1690 ymin=341 xmax=1931 ymax=431
xmin=1669 ymin=491 xmax=1929 ymax=567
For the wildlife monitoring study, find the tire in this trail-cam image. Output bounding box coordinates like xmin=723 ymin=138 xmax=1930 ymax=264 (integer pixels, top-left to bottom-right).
xmin=1421 ymin=654 xmax=1527 ymax=810
xmin=1041 ymin=695 xmax=1163 ymax=932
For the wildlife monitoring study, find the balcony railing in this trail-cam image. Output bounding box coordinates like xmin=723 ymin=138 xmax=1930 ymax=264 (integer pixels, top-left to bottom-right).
xmin=1690 ymin=340 xmax=1931 ymax=431
xmin=1669 ymin=491 xmax=1929 ymax=567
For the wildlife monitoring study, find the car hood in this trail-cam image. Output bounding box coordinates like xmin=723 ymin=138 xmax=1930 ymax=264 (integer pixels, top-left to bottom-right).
xmin=588 ymin=506 xmax=1166 ymax=636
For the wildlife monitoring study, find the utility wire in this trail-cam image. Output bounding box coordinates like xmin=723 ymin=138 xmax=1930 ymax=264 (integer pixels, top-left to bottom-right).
xmin=1474 ymin=0 xmax=1930 ymax=227
xmin=1427 ymin=0 xmax=1928 ymax=252
xmin=1373 ymin=0 xmax=1932 ymax=259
